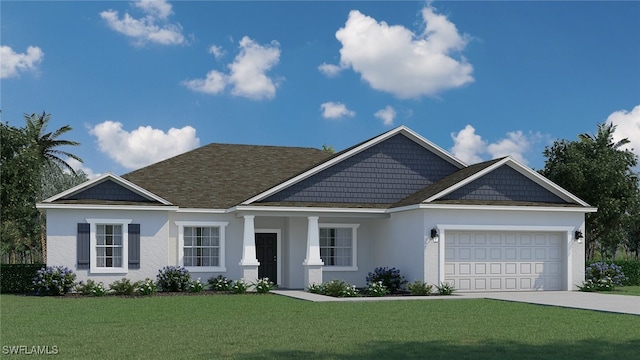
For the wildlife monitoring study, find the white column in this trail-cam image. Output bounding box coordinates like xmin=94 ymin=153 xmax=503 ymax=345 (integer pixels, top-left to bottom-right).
xmin=239 ymin=215 xmax=259 ymax=285
xmin=239 ymin=215 xmax=259 ymax=266
xmin=303 ymin=216 xmax=323 ymax=288
xmin=303 ymin=216 xmax=323 ymax=265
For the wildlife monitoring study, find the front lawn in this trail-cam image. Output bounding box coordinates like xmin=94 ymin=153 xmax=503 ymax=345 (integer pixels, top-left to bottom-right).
xmin=1 ymin=294 xmax=638 ymax=359
xmin=605 ymin=285 xmax=640 ymax=296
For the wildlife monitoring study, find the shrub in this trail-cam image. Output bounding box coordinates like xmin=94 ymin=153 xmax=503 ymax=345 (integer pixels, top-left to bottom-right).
xmin=322 ymin=279 xmax=359 ymax=298
xmin=407 ymin=280 xmax=434 ymax=296
xmin=208 ymin=275 xmax=233 ymax=291
xmin=32 ymin=266 xmax=76 ymax=296
xmin=366 ymin=281 xmax=388 ymax=297
xmin=136 ymin=278 xmax=157 ymax=296
xmin=307 ymin=283 xmax=324 ymax=294
xmin=230 ymin=279 xmax=248 ymax=294
xmin=253 ymin=278 xmax=276 ymax=294
xmin=580 ymin=262 xmax=626 ymax=291
xmin=366 ymin=267 xmax=407 ymax=293
xmin=586 ymin=260 xmax=639 ymax=286
xmin=109 ymin=278 xmax=138 ymax=295
xmin=188 ymin=278 xmax=206 ymax=293
xmin=436 ymin=282 xmax=455 ymax=295
xmin=156 ymin=266 xmax=191 ymax=292
xmin=0 ymin=264 xmax=44 ymax=294
xmin=74 ymin=279 xmax=107 ymax=296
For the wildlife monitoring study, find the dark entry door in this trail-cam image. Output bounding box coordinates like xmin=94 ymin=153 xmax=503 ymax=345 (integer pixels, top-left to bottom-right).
xmin=256 ymin=233 xmax=277 ymax=283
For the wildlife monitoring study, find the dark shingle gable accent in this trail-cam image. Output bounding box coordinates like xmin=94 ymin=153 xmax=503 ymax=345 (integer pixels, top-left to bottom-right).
xmin=442 ymin=164 xmax=568 ymax=203
xmin=122 ymin=144 xmax=330 ymax=209
xmin=392 ymin=158 xmax=504 ymax=208
xmin=63 ymin=179 xmax=155 ymax=203
xmin=259 ymin=134 xmax=460 ymax=205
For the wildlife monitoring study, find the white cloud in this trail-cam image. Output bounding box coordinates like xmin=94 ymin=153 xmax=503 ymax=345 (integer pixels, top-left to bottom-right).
xmin=318 ymin=63 xmax=342 ymax=77
xmin=100 ymin=0 xmax=185 ymax=46
xmin=451 ymin=125 xmax=541 ymax=165
xmin=183 ymin=36 xmax=281 ymax=100
xmin=65 ymin=158 xmax=101 ymax=180
xmin=324 ymin=5 xmax=473 ymax=99
xmin=605 ymin=105 xmax=640 ymax=159
xmin=208 ymin=44 xmax=225 ymax=59
xmin=0 ymin=45 xmax=44 ymax=79
xmin=320 ymin=102 xmax=355 ymax=120
xmin=89 ymin=121 xmax=200 ymax=169
xmin=374 ymin=106 xmax=396 ymax=126
xmin=450 ymin=125 xmax=487 ymax=164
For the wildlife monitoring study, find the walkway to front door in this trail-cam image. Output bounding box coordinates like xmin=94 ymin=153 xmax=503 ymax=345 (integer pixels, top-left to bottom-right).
xmin=255 ymin=233 xmax=277 ymax=283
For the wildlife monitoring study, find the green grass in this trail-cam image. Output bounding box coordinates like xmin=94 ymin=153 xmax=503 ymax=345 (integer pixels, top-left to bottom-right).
xmin=604 ymin=285 xmax=640 ymax=296
xmin=1 ymin=294 xmax=639 ymax=359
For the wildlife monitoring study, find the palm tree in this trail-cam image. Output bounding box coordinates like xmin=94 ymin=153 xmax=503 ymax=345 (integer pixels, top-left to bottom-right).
xmin=24 ymin=112 xmax=84 ymax=263
xmin=24 ymin=111 xmax=82 ymax=174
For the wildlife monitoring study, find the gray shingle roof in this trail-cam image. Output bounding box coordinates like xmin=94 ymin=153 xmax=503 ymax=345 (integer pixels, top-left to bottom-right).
xmin=122 ymin=143 xmax=331 ymax=209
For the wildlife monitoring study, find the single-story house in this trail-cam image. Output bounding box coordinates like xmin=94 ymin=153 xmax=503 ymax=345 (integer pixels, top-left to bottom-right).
xmin=38 ymin=126 xmax=596 ymax=291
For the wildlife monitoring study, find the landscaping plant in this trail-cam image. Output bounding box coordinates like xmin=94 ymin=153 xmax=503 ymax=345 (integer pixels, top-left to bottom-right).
xmin=579 ymin=262 xmax=627 ymax=291
xmin=366 ymin=267 xmax=407 ymax=293
xmin=156 ymin=266 xmax=191 ymax=292
xmin=366 ymin=281 xmax=389 ymax=297
xmin=436 ymin=282 xmax=455 ymax=295
xmin=136 ymin=278 xmax=157 ymax=296
xmin=253 ymin=278 xmax=276 ymax=294
xmin=208 ymin=275 xmax=233 ymax=291
xmin=109 ymin=278 xmax=138 ymax=295
xmin=407 ymin=280 xmax=434 ymax=296
xmin=32 ymin=266 xmax=76 ymax=296
xmin=188 ymin=278 xmax=206 ymax=293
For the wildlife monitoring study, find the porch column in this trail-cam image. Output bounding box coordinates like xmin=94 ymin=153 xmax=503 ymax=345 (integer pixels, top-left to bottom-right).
xmin=239 ymin=215 xmax=259 ymax=284
xmin=302 ymin=216 xmax=323 ymax=288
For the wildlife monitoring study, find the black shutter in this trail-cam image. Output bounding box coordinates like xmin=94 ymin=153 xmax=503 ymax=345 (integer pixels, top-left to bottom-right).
xmin=77 ymin=223 xmax=90 ymax=269
xmin=128 ymin=224 xmax=140 ymax=269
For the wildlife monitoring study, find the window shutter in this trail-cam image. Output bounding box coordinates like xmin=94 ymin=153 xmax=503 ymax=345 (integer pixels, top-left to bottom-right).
xmin=77 ymin=223 xmax=90 ymax=269
xmin=128 ymin=224 xmax=140 ymax=269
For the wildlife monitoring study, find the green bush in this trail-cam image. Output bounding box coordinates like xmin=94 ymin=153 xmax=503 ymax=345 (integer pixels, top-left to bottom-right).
xmin=230 ymin=279 xmax=248 ymax=294
xmin=109 ymin=278 xmax=139 ymax=295
xmin=208 ymin=275 xmax=233 ymax=291
xmin=136 ymin=278 xmax=157 ymax=296
xmin=586 ymin=260 xmax=640 ymax=286
xmin=156 ymin=266 xmax=191 ymax=292
xmin=0 ymin=264 xmax=44 ymax=293
xmin=188 ymin=278 xmax=206 ymax=293
xmin=366 ymin=267 xmax=407 ymax=293
xmin=365 ymin=281 xmax=388 ymax=297
xmin=32 ymin=266 xmax=77 ymax=296
xmin=436 ymin=282 xmax=455 ymax=295
xmin=407 ymin=280 xmax=434 ymax=296
xmin=321 ymin=279 xmax=359 ymax=298
xmin=253 ymin=278 xmax=276 ymax=294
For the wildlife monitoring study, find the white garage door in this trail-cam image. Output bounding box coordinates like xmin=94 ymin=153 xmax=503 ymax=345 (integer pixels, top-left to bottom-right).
xmin=445 ymin=231 xmax=563 ymax=292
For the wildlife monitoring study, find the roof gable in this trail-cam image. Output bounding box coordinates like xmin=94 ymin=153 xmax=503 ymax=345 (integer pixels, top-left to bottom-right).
xmin=43 ymin=173 xmax=172 ymax=205
xmin=252 ymin=128 xmax=463 ymax=206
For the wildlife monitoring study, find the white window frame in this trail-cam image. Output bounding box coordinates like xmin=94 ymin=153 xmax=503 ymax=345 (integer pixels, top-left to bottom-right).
xmin=87 ymin=218 xmax=132 ymax=274
xmin=319 ymin=223 xmax=359 ymax=271
xmin=175 ymin=221 xmax=228 ymax=272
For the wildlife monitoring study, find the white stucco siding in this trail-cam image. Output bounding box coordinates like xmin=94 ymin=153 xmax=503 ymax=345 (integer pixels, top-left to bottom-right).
xmin=46 ymin=208 xmax=170 ymax=284
xmin=373 ymin=211 xmax=425 ymax=284
xmin=423 ymin=208 xmax=586 ymax=291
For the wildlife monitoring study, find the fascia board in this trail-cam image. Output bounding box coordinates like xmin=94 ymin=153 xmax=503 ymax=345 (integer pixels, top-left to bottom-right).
xmin=36 ymin=203 xmax=179 ymax=211
xmin=43 ymin=172 xmax=173 ymax=205
xmin=415 ymin=203 xmax=598 ymax=213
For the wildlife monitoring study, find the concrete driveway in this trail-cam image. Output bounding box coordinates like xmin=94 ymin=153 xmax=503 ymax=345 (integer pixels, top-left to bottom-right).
xmin=272 ymin=290 xmax=640 ymax=315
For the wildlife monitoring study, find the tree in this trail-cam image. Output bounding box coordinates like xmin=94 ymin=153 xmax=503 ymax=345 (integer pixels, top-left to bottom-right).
xmin=541 ymin=123 xmax=639 ymax=259
xmin=1 ymin=112 xmax=84 ymax=263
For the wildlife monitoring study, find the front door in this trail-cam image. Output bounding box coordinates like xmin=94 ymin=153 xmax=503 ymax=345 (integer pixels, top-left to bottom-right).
xmin=256 ymin=233 xmax=277 ymax=283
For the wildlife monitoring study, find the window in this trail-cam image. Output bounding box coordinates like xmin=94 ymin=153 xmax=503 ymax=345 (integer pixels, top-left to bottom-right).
xmin=96 ymin=224 xmax=123 ymax=267
xmin=183 ymin=227 xmax=219 ymax=267
xmin=319 ymin=224 xmax=358 ymax=271
xmin=176 ymin=221 xmax=228 ymax=271
xmin=87 ymin=218 xmax=132 ymax=274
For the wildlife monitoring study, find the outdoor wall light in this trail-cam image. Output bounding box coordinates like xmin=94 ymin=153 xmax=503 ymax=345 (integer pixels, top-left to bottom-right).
xmin=431 ymin=228 xmax=439 ymax=243
xmin=574 ymin=230 xmax=584 ymax=243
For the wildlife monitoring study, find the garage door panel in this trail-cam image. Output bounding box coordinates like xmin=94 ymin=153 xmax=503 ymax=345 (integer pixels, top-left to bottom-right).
xmin=445 ymin=231 xmax=563 ymax=292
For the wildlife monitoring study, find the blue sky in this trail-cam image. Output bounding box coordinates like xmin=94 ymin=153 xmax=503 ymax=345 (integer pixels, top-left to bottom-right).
xmin=2 ymin=1 xmax=639 ymax=178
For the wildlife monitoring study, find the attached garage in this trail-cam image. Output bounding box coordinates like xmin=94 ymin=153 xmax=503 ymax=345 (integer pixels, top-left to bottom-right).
xmin=444 ymin=230 xmax=565 ymax=292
